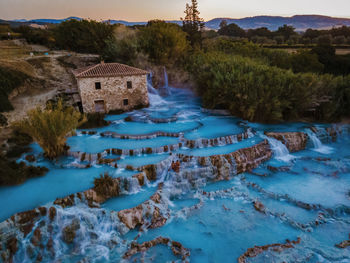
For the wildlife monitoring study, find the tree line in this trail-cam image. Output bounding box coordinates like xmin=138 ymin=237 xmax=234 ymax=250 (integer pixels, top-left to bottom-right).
xmin=217 ymin=21 xmax=350 ymax=46
xmin=2 ymin=0 xmax=350 ymax=125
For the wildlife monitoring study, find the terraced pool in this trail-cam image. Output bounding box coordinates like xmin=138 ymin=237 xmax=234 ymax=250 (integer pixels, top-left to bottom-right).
xmin=0 ymin=85 xmax=349 ymax=263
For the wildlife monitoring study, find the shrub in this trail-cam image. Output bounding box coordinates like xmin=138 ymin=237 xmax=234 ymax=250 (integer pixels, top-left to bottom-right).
xmin=6 ymin=130 xmax=33 ymax=158
xmin=0 ymin=158 xmax=48 ymax=186
xmin=54 ymin=19 xmax=114 ymax=54
xmin=93 ymin=173 xmax=118 ymax=197
xmin=15 ymin=99 xmax=86 ymax=159
xmin=188 ymin=51 xmax=346 ymax=122
xmin=0 ymin=66 xmax=29 ymax=112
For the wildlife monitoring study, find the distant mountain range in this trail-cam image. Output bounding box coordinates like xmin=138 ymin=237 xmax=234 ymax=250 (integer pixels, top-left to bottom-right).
xmin=2 ymin=15 xmax=350 ymax=31
xmin=206 ymin=15 xmax=350 ymax=31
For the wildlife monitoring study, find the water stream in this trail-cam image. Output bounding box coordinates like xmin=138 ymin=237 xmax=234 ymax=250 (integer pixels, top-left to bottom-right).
xmin=0 ymin=79 xmax=350 ymax=262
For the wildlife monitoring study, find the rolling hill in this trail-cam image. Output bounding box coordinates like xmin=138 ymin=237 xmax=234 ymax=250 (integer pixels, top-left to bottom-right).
xmin=2 ymin=15 xmax=350 ymax=31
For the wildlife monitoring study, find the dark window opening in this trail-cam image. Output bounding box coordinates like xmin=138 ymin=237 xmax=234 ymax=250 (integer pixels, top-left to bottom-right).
xmin=127 ymin=81 xmax=132 ymax=89
xmin=123 ymin=99 xmax=129 ymax=106
xmin=95 ymin=82 xmax=101 ymax=90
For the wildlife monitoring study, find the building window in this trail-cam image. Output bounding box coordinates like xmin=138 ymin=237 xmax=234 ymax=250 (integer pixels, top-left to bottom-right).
xmin=123 ymin=99 xmax=129 ymax=106
xmin=95 ymin=82 xmax=101 ymax=90
xmin=127 ymin=81 xmax=132 ymax=89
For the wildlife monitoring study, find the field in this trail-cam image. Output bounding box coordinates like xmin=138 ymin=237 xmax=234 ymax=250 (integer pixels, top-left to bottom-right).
xmin=264 ymin=45 xmax=350 ymax=55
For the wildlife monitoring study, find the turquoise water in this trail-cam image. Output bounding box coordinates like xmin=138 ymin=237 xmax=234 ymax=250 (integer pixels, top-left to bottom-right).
xmin=1 ymin=85 xmax=350 ymax=263
xmin=178 ymin=136 xmax=263 ymax=156
xmin=68 ymin=135 xmax=179 ymax=153
xmin=185 ymin=116 xmax=243 ymax=139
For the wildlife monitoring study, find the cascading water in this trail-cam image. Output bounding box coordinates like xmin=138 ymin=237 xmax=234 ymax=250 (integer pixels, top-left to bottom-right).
xmin=147 ymin=72 xmax=167 ymax=106
xmin=306 ymin=129 xmax=334 ymax=154
xmin=1 ymin=87 xmax=350 ymax=263
xmin=162 ymin=67 xmax=171 ymax=96
xmin=262 ymin=134 xmax=295 ymax=162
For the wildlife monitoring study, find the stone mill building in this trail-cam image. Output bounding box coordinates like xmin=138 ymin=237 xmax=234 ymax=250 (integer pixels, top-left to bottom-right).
xmin=73 ymin=62 xmax=149 ymax=113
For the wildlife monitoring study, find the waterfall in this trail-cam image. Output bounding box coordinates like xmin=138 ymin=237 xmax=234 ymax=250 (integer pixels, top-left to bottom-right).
xmin=147 ymin=72 xmax=167 ymax=106
xmin=306 ymin=129 xmax=333 ymax=154
xmin=263 ymin=135 xmax=295 ymax=162
xmin=162 ymin=67 xmax=171 ymax=96
xmin=147 ymin=72 xmax=158 ymax=95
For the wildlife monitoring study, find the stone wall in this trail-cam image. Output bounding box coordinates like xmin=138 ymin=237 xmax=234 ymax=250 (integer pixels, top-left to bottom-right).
xmin=77 ymin=74 xmax=149 ymax=113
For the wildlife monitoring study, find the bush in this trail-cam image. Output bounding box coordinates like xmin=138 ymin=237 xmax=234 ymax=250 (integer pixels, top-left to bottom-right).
xmin=6 ymin=130 xmax=33 ymax=158
xmin=15 ymin=99 xmax=86 ymax=159
xmin=0 ymin=158 xmax=48 ymax=186
xmin=0 ymin=66 xmax=29 ymax=112
xmin=93 ymin=173 xmax=118 ymax=197
xmin=54 ymin=19 xmax=114 ymax=54
xmin=188 ymin=51 xmax=347 ymax=122
xmin=14 ymin=25 xmax=55 ymax=47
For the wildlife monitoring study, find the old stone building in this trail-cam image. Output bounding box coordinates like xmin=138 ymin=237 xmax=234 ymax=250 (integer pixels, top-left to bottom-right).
xmin=73 ymin=62 xmax=149 ymax=113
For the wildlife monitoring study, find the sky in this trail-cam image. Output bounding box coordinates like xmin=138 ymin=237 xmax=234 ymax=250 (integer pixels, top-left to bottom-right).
xmin=0 ymin=0 xmax=350 ymax=21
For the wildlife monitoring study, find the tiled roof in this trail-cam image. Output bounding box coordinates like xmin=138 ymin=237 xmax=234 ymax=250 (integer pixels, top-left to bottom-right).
xmin=73 ymin=63 xmax=149 ymax=78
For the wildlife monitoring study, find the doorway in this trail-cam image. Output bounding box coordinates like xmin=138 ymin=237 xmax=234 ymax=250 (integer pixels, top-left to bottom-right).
xmin=94 ymin=100 xmax=105 ymax=113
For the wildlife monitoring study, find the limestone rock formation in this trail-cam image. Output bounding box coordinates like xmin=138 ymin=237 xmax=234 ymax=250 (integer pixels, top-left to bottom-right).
xmin=265 ymin=132 xmax=308 ymax=152
xmin=238 ymin=237 xmax=301 ymax=263
xmin=118 ymin=184 xmax=169 ymax=230
xmin=123 ymin=236 xmax=190 ymax=261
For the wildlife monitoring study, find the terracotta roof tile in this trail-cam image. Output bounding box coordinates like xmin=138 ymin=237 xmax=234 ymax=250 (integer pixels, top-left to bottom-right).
xmin=73 ymin=63 xmax=149 ymax=78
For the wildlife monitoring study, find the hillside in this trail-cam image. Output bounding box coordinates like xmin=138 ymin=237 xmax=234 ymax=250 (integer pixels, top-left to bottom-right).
xmin=206 ymin=15 xmax=350 ymax=31
xmin=2 ymin=15 xmax=350 ymax=31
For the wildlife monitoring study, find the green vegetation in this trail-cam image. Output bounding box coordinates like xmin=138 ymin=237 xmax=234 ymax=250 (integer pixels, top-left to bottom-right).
xmin=14 ymin=25 xmax=55 ymax=47
xmin=5 ymin=130 xmax=33 ymax=158
xmin=0 ymin=159 xmax=48 ymax=186
xmin=0 ymin=129 xmax=48 ymax=186
xmin=181 ymin=0 xmax=205 ymax=48
xmin=15 ymin=99 xmax=86 ymax=159
xmin=218 ymin=21 xmax=350 ymax=46
xmin=3 ymin=1 xmax=349 ymax=124
xmin=187 ymin=39 xmax=350 ymax=122
xmin=0 ymin=66 xmax=29 ymax=112
xmin=54 ymin=19 xmax=114 ymax=54
xmin=139 ymin=20 xmax=189 ymax=65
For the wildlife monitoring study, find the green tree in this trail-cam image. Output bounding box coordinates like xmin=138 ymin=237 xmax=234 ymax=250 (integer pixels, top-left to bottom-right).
xmin=247 ymin=27 xmax=272 ymax=39
xmin=181 ymin=0 xmax=205 ymax=48
xmin=102 ymin=25 xmax=139 ymax=64
xmin=276 ymin=25 xmax=296 ymax=41
xmin=218 ymin=23 xmax=246 ymax=38
xmin=54 ymin=19 xmax=114 ymax=54
xmin=139 ymin=20 xmax=189 ymax=65
xmin=16 ymin=99 xmax=86 ymax=159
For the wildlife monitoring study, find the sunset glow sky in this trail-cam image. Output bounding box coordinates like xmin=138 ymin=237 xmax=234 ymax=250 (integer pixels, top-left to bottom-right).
xmin=1 ymin=0 xmax=349 ymax=21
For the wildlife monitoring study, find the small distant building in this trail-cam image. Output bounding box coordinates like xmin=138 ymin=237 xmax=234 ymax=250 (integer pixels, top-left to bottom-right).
xmin=73 ymin=62 xmax=149 ymax=113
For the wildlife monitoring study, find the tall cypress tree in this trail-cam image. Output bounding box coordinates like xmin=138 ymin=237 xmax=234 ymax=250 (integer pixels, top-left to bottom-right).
xmin=181 ymin=0 xmax=205 ymax=48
